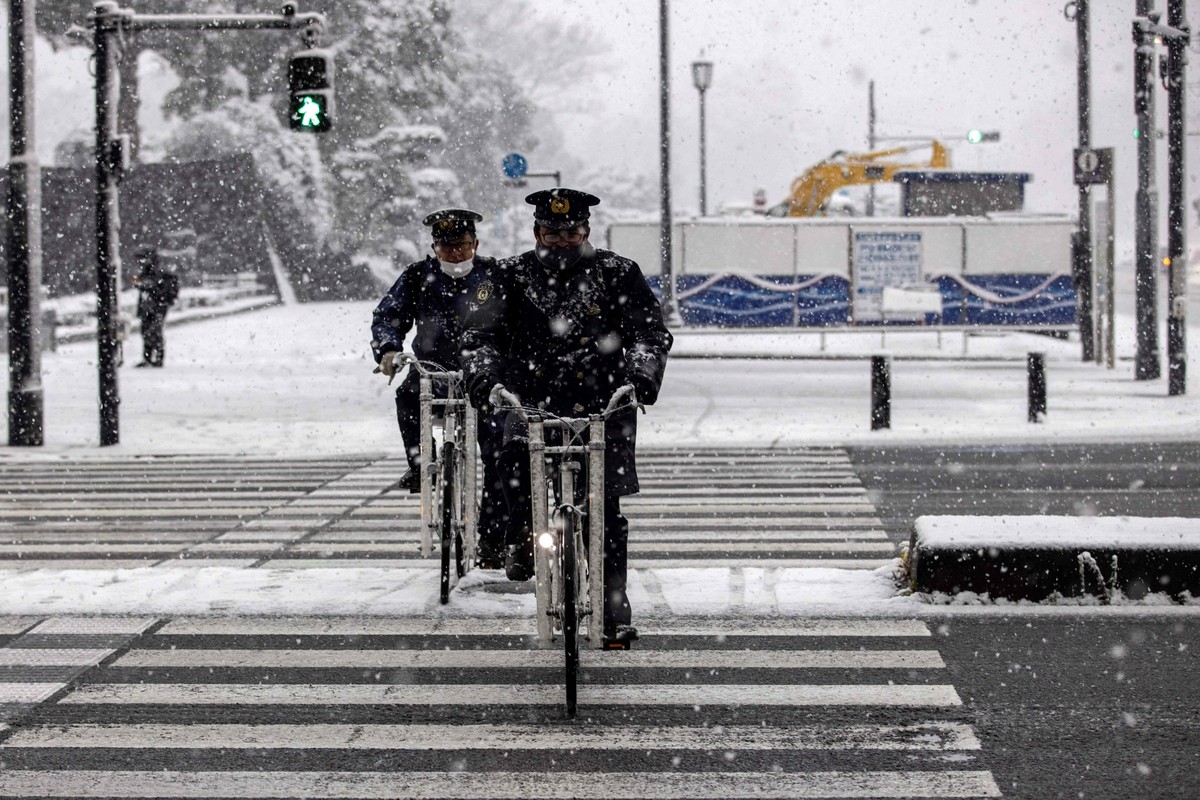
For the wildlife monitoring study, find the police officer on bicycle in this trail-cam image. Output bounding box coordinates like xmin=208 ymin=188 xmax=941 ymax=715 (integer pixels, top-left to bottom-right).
xmin=461 ymin=188 xmax=672 ymax=648
xmin=371 ymin=208 xmax=506 ymax=567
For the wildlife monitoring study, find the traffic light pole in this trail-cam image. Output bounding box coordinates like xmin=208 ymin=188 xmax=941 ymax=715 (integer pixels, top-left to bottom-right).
xmin=1133 ymin=3 xmax=1162 ymax=381
xmin=1070 ymin=0 xmax=1097 ymax=363
xmin=7 ymin=0 xmax=44 ymax=446
xmin=1165 ymin=0 xmax=1189 ymax=395
xmin=90 ymin=1 xmax=325 ymax=445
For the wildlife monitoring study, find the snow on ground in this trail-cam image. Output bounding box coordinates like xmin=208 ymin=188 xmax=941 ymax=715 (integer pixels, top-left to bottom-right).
xmin=1 ymin=299 xmax=1199 ymax=456
xmin=1 ymin=562 xmax=1196 ymax=619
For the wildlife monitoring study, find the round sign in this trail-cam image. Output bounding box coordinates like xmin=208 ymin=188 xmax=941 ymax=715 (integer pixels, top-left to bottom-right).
xmin=502 ymin=153 xmax=528 ymax=179
xmin=1076 ymin=150 xmax=1100 ymax=175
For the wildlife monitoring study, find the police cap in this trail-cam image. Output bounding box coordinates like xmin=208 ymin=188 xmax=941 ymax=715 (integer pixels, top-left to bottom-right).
xmin=526 ymin=188 xmax=601 ymax=230
xmin=422 ymin=208 xmax=483 ymax=241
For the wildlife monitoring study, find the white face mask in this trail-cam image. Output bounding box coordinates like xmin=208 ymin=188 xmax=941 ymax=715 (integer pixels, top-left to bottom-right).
xmin=438 ymin=258 xmax=474 ymax=279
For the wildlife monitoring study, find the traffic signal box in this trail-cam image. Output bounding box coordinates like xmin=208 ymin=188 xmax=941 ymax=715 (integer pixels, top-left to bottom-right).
xmin=288 ymin=48 xmax=334 ymax=132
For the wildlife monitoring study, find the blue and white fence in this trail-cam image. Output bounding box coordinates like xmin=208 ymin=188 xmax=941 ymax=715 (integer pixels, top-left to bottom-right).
xmin=609 ymin=217 xmax=1077 ymax=328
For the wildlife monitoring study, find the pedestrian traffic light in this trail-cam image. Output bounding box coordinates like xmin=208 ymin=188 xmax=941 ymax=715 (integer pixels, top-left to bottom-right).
xmin=288 ymin=49 xmax=334 ymax=133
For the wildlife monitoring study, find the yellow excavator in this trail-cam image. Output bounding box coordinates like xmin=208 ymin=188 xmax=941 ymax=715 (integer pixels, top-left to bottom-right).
xmin=770 ymin=140 xmax=950 ymax=217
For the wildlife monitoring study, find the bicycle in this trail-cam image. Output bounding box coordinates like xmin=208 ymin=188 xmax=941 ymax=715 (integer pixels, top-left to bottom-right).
xmin=492 ymin=384 xmax=638 ymax=718
xmin=383 ymin=355 xmax=479 ymax=605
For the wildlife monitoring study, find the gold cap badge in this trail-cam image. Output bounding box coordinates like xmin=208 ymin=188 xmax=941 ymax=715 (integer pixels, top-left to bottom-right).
xmin=549 ymin=197 xmax=571 ymax=215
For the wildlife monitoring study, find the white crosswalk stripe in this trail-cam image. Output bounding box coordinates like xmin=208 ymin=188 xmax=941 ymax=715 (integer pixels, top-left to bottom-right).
xmin=0 ymin=616 xmax=1000 ymax=798
xmin=0 ymin=449 xmax=896 ymax=570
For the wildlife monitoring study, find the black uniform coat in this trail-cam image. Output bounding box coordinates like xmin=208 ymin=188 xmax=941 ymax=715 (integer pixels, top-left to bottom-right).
xmin=370 ymin=255 xmax=498 ymax=368
xmin=460 ymin=247 xmax=672 ymax=496
xmin=136 ymin=265 xmax=174 ymax=319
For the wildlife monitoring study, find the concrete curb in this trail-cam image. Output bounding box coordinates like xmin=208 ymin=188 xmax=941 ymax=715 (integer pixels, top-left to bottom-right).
xmin=907 ymin=516 xmax=1200 ymax=601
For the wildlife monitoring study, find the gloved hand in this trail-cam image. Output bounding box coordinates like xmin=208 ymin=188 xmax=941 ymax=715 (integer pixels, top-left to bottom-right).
xmin=626 ymin=368 xmax=660 ymax=406
xmin=378 ymin=351 xmax=401 ymax=382
xmin=466 ymin=370 xmax=500 ymax=412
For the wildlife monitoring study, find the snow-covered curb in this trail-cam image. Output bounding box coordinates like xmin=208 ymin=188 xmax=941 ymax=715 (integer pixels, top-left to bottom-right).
xmin=914 ymin=515 xmax=1200 ymax=549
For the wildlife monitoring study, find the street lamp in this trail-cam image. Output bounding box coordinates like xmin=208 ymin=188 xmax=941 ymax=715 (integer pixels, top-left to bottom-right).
xmin=691 ymin=59 xmax=713 ymax=217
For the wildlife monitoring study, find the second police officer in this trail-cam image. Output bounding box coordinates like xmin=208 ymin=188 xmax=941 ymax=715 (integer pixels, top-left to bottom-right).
xmin=461 ymin=188 xmax=672 ymax=648
xmin=370 ymin=209 xmax=506 ymax=567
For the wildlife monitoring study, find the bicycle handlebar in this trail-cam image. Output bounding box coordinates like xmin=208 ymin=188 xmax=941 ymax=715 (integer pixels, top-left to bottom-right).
xmin=490 ymin=383 xmax=639 ymax=423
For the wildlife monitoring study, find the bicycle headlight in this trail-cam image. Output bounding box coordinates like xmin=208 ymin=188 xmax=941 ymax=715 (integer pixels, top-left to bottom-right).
xmin=537 ymin=532 xmax=557 ymax=550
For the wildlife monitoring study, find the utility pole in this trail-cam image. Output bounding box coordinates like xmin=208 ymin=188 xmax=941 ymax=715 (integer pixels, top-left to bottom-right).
xmin=1134 ymin=0 xmax=1162 ymax=380
xmin=1070 ymin=0 xmax=1097 ymax=362
xmin=1165 ymin=0 xmax=1189 ymax=395
xmin=658 ymin=0 xmax=680 ymax=326
xmin=90 ymin=1 xmax=328 ymax=445
xmin=867 ymin=80 xmax=876 ymax=218
xmin=94 ymin=1 xmax=122 ymax=446
xmin=7 ymin=0 xmax=44 ymax=446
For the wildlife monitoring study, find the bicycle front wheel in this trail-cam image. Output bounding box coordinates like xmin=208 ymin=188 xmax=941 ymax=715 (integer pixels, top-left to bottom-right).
xmin=562 ymin=505 xmax=579 ymax=718
xmin=439 ymin=441 xmax=455 ymax=605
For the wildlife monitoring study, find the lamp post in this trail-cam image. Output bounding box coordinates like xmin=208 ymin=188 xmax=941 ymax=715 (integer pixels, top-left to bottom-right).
xmin=691 ymin=59 xmax=713 ymax=217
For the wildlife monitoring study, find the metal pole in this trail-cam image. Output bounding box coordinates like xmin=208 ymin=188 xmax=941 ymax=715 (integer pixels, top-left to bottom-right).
xmin=658 ymin=0 xmax=680 ymax=325
xmin=870 ymin=355 xmax=891 ymax=431
xmin=1134 ymin=2 xmax=1162 ymax=380
xmin=1107 ymin=178 xmax=1118 ymax=369
xmin=698 ymin=86 xmax=707 ymax=217
xmin=7 ymin=0 xmax=44 ymax=446
xmin=1166 ymin=0 xmax=1189 ymax=395
xmin=1075 ymin=0 xmax=1097 ymax=362
xmin=1028 ymin=352 xmax=1047 ymax=423
xmin=95 ymin=1 xmax=122 ymax=445
xmin=867 ymin=79 xmax=876 ymax=218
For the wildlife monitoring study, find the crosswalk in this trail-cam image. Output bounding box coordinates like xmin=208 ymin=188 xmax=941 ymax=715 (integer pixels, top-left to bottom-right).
xmin=0 ymin=616 xmax=1000 ymax=798
xmin=0 ymin=448 xmax=895 ymax=571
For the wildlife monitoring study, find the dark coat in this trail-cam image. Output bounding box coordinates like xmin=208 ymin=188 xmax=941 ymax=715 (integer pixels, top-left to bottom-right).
xmin=460 ymin=247 xmax=672 ymax=496
xmin=135 ymin=266 xmax=176 ymax=319
xmin=370 ymin=255 xmax=498 ymax=369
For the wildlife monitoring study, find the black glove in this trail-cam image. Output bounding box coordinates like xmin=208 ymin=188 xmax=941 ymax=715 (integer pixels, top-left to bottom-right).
xmin=466 ymin=371 xmax=499 ymax=412
xmin=626 ymin=368 xmax=660 ymax=406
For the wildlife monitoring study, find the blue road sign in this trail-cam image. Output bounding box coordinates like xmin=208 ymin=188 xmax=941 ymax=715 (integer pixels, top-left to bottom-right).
xmin=502 ymin=153 xmax=528 ymax=179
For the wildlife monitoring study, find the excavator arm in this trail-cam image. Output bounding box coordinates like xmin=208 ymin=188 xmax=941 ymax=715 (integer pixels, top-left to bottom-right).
xmin=781 ymin=140 xmax=949 ymax=217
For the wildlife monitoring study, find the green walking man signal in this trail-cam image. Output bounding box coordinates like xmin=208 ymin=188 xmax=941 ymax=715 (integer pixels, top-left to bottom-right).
xmin=288 ymin=49 xmax=334 ymax=132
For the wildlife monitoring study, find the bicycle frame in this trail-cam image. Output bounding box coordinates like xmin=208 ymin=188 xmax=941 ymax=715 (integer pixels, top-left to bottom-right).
xmin=528 ymin=413 xmax=606 ymax=650
xmin=409 ymin=361 xmax=478 ymax=561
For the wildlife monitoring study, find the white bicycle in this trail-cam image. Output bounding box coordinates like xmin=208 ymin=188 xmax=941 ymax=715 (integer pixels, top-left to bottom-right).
xmin=397 ymin=355 xmax=479 ymax=604
xmin=492 ymin=384 xmax=639 ymax=718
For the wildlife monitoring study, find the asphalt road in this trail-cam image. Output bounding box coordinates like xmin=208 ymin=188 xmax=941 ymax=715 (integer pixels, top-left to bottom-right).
xmin=850 ymin=442 xmax=1200 ymax=799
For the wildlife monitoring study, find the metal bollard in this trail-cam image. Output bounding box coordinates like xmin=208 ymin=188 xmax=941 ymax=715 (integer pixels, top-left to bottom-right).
xmin=1027 ymin=352 xmax=1047 ymax=423
xmin=871 ymin=355 xmax=891 ymax=430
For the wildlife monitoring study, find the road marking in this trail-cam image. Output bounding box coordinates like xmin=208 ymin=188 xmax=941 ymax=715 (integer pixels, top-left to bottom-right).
xmin=0 ymin=769 xmax=1001 ymax=797
xmin=628 ymin=531 xmax=889 ymax=541
xmin=622 ymin=504 xmax=876 ymax=515
xmin=154 ymin=618 xmax=931 ymax=637
xmin=27 ymin=618 xmax=157 ymax=635
xmin=60 ymin=683 xmax=961 ymax=707
xmin=0 ymin=683 xmax=65 ymax=703
xmin=628 ymin=541 xmax=896 ymax=554
xmin=0 ymin=649 xmax=112 ymax=667
xmin=1 ymin=721 xmax=978 ymax=750
xmin=112 ymin=648 xmax=945 ymax=670
xmin=630 ymin=558 xmax=895 ymax=569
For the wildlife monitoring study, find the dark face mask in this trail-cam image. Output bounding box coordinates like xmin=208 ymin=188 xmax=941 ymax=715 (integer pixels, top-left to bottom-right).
xmin=535 ymin=241 xmax=593 ymax=271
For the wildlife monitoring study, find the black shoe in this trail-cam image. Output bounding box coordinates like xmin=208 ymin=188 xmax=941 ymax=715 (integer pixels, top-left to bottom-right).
xmin=603 ymin=625 xmax=638 ymax=650
xmin=134 ymin=361 xmax=151 ymax=368
xmin=395 ymin=468 xmax=420 ymax=494
xmin=475 ymin=540 xmax=504 ymax=570
xmin=504 ymin=542 xmax=535 ymax=582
